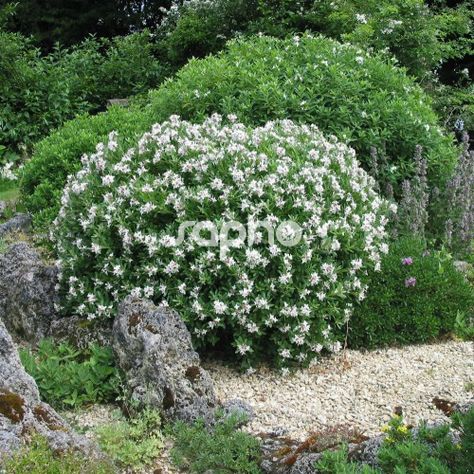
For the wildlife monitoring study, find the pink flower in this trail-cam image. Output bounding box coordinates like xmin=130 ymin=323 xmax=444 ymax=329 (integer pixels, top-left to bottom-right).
xmin=405 ymin=277 xmax=416 ymax=287
xmin=401 ymin=257 xmax=413 ymax=265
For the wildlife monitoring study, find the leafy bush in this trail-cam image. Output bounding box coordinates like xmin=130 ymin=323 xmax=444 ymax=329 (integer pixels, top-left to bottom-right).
xmin=53 ymin=115 xmax=391 ymax=369
xmin=148 ymin=35 xmax=457 ymax=190
xmin=0 ymin=434 xmax=115 ymax=474
xmin=253 ymin=0 xmax=472 ymax=80
xmin=20 ymin=339 xmax=121 ymax=409
xmin=95 ymin=409 xmax=163 ymax=471
xmin=315 ymin=408 xmax=474 ymax=473
xmin=20 ymin=106 xmax=153 ymax=230
xmin=347 ymin=237 xmax=474 ymax=349
xmin=0 ymin=27 xmax=163 ymax=152
xmin=156 ymin=0 xmax=259 ymax=67
xmin=169 ymin=412 xmax=261 ymax=473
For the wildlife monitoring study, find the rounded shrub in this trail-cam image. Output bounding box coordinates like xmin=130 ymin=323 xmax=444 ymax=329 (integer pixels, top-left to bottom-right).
xmin=148 ymin=35 xmax=457 ymax=189
xmin=54 ymin=115 xmax=392 ymax=370
xmin=347 ymin=237 xmax=474 ymax=349
xmin=20 ymin=105 xmax=154 ymax=230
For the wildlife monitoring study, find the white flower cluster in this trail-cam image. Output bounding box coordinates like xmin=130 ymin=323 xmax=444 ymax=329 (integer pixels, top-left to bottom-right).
xmin=0 ymin=161 xmax=19 ymax=181
xmin=54 ymin=114 xmax=392 ymax=369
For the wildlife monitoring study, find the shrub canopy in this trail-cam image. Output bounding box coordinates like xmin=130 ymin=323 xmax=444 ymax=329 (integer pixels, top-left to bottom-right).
xmin=22 ymin=35 xmax=457 ymax=229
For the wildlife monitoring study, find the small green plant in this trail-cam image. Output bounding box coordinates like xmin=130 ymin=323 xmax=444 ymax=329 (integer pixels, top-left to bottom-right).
xmin=169 ymin=412 xmax=261 ymax=473
xmin=315 ymin=407 xmax=474 ymax=473
xmin=20 ymin=339 xmax=121 ymax=409
xmin=0 ymin=434 xmax=115 ymax=474
xmin=94 ymin=408 xmax=163 ymax=471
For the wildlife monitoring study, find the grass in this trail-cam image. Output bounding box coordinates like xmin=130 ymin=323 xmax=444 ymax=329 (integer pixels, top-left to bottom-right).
xmin=0 ymin=180 xmax=19 ymax=202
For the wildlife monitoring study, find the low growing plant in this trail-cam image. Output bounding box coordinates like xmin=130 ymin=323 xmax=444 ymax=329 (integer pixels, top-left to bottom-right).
xmin=94 ymin=408 xmax=163 ymax=471
xmin=53 ymin=115 xmax=392 ymax=370
xmin=20 ymin=339 xmax=121 ymax=409
xmin=0 ymin=434 xmax=115 ymax=474
xmin=169 ymin=412 xmax=261 ymax=473
xmin=348 ymin=237 xmax=474 ymax=349
xmin=315 ymin=407 xmax=474 ymax=473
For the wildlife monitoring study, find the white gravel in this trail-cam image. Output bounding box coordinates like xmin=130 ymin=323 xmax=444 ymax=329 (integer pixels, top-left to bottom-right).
xmin=206 ymin=341 xmax=474 ymax=441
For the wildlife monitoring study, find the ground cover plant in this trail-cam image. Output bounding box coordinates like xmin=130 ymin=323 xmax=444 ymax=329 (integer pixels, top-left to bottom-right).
xmin=169 ymin=412 xmax=261 ymax=473
xmin=0 ymin=435 xmax=115 ymax=474
xmin=19 ymin=339 xmax=121 ymax=409
xmin=94 ymin=408 xmax=164 ymax=471
xmin=53 ymin=115 xmax=392 ymax=370
xmin=315 ymin=407 xmax=474 ymax=473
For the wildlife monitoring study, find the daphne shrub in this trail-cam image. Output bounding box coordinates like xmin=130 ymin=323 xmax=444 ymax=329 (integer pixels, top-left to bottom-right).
xmin=53 ymin=115 xmax=391 ymax=370
xmin=148 ymin=35 xmax=457 ymax=191
xmin=347 ymin=237 xmax=474 ymax=349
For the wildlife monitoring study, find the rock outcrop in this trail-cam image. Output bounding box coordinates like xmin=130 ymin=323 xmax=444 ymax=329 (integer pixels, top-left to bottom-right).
xmin=0 ymin=242 xmax=58 ymax=341
xmin=0 ymin=319 xmax=101 ymax=459
xmin=0 ymin=213 xmax=31 ymax=239
xmin=49 ymin=315 xmax=113 ymax=349
xmin=113 ymin=297 xmax=217 ymax=424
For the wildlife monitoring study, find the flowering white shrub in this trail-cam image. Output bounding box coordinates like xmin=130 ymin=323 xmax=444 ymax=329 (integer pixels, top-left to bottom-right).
xmin=54 ymin=114 xmax=393 ymax=370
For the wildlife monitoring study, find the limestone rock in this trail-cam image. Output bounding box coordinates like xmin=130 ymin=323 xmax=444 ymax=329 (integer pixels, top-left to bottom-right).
xmin=49 ymin=315 xmax=113 ymax=349
xmin=0 ymin=213 xmax=31 ymax=239
xmin=0 ymin=319 xmax=101 ymax=459
xmin=0 ymin=242 xmax=58 ymax=341
xmin=113 ymin=297 xmax=217 ymax=423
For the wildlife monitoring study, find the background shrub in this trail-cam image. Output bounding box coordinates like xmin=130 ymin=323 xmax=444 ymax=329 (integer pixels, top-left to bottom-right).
xmin=20 ymin=340 xmax=121 ymax=409
xmin=20 ymin=105 xmax=153 ymax=230
xmin=53 ymin=116 xmax=391 ymax=369
xmin=0 ymin=27 xmax=163 ymax=152
xmin=347 ymin=237 xmax=474 ymax=349
xmin=21 ymin=34 xmax=457 ymax=230
xmin=147 ymin=35 xmax=457 ymax=190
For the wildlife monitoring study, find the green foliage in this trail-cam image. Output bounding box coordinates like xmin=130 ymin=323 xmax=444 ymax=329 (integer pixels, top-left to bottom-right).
xmin=315 ymin=408 xmax=474 ymax=473
xmin=20 ymin=106 xmax=153 ymax=230
xmin=0 ymin=27 xmax=163 ymax=152
xmin=148 ymin=35 xmax=457 ymax=191
xmin=1 ymin=0 xmax=169 ymax=51
xmin=348 ymin=237 xmax=474 ymax=349
xmin=94 ymin=409 xmax=163 ymax=471
xmin=255 ymin=0 xmax=472 ymax=80
xmin=19 ymin=339 xmax=121 ymax=409
xmin=315 ymin=446 xmax=378 ymax=473
xmin=157 ymin=0 xmax=259 ymax=68
xmin=169 ymin=413 xmax=262 ymax=473
xmin=0 ymin=434 xmax=115 ymax=474
xmin=21 ymin=35 xmax=458 ymax=229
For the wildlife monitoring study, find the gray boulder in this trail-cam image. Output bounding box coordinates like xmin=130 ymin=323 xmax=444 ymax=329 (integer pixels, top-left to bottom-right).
xmin=0 ymin=242 xmax=58 ymax=341
xmin=113 ymin=297 xmax=217 ymax=423
xmin=290 ymin=453 xmax=323 ymax=473
xmin=0 ymin=213 xmax=31 ymax=239
xmin=0 ymin=319 xmax=101 ymax=459
xmin=49 ymin=315 xmax=113 ymax=349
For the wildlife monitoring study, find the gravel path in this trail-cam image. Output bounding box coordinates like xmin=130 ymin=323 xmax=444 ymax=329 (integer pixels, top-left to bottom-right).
xmin=206 ymin=341 xmax=474 ymax=441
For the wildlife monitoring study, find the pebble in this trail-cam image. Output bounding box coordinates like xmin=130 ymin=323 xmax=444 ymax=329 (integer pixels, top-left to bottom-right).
xmin=205 ymin=341 xmax=474 ymax=441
